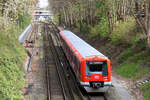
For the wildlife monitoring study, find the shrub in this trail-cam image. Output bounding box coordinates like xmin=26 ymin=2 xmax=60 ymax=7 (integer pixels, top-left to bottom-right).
xmin=0 ymin=13 xmax=30 ymax=99
xmin=81 ymin=23 xmax=91 ymax=34
xmin=117 ymin=48 xmax=134 ymax=62
xmin=0 ymin=36 xmax=26 ymax=100
xmin=128 ymin=50 xmax=150 ymax=63
xmin=72 ymin=28 xmax=79 ymax=33
xmin=18 ymin=13 xmax=32 ymax=29
xmin=132 ymin=68 xmax=149 ymax=80
xmin=75 ymin=22 xmax=91 ymax=34
xmin=111 ymin=17 xmax=137 ymax=45
xmin=115 ymin=62 xmax=141 ymax=78
xmin=143 ymin=90 xmax=150 ymax=100
xmin=90 ymin=17 xmax=109 ymax=38
xmin=90 ymin=24 xmax=101 ymax=37
xmin=139 ymin=82 xmax=150 ymax=100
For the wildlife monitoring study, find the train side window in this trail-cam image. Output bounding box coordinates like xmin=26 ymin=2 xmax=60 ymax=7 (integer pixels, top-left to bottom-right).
xmin=78 ymin=59 xmax=81 ymax=76
xmin=67 ymin=44 xmax=69 ymax=56
xmin=71 ymin=49 xmax=73 ymax=62
xmin=64 ymin=41 xmax=67 ymax=52
xmin=75 ymin=56 xmax=78 ymax=67
xmin=69 ymin=48 xmax=71 ymax=60
xmin=74 ymin=55 xmax=78 ymax=71
xmin=102 ymin=62 xmax=108 ymax=75
xmin=73 ymin=53 xmax=76 ymax=65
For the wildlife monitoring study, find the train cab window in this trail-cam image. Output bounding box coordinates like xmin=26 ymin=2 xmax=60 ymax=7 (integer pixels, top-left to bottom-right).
xmin=86 ymin=61 xmax=108 ymax=75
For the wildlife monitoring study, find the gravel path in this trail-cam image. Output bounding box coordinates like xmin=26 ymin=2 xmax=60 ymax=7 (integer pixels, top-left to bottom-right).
xmin=111 ymin=76 xmax=134 ymax=100
xmin=24 ymin=34 xmax=47 ymax=100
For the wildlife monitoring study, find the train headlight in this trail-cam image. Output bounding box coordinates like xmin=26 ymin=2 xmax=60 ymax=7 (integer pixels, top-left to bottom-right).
xmin=94 ymin=75 xmax=100 ymax=79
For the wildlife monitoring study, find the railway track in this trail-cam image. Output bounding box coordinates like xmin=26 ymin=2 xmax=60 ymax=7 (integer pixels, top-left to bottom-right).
xmin=43 ymin=22 xmax=108 ymax=100
xmin=43 ymin=25 xmax=65 ymax=100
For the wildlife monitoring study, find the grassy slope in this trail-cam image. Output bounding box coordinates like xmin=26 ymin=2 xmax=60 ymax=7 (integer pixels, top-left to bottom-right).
xmin=0 ymin=14 xmax=31 ymax=99
xmin=139 ymin=82 xmax=150 ymax=100
xmin=115 ymin=44 xmax=150 ymax=100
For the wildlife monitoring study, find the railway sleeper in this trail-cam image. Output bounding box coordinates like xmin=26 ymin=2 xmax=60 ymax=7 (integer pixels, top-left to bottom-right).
xmin=136 ymin=78 xmax=150 ymax=87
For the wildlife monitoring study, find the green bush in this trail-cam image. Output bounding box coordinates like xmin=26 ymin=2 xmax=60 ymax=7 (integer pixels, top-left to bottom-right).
xmin=130 ymin=51 xmax=148 ymax=61
xmin=139 ymin=82 xmax=150 ymax=100
xmin=117 ymin=48 xmax=134 ymax=62
xmin=89 ymin=24 xmax=100 ymax=37
xmin=134 ymin=38 xmax=146 ymax=50
xmin=132 ymin=68 xmax=150 ymax=80
xmin=72 ymin=28 xmax=79 ymax=33
xmin=143 ymin=90 xmax=150 ymax=100
xmin=90 ymin=17 xmax=109 ymax=38
xmin=0 ymin=23 xmax=27 ymax=99
xmin=111 ymin=17 xmax=137 ymax=44
xmin=115 ymin=62 xmax=141 ymax=78
xmin=0 ymin=61 xmax=24 ymax=99
xmin=127 ymin=50 xmax=150 ymax=64
xmin=18 ymin=13 xmax=32 ymax=29
xmin=0 ymin=12 xmax=31 ymax=99
xmin=75 ymin=22 xmax=91 ymax=34
xmin=81 ymin=23 xmax=91 ymax=34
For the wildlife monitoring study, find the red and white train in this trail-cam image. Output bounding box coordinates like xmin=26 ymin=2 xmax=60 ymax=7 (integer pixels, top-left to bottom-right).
xmin=59 ymin=30 xmax=112 ymax=93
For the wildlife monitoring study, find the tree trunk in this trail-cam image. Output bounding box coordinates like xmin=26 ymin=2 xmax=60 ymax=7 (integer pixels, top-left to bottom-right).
xmin=63 ymin=7 xmax=67 ymax=26
xmin=146 ymin=1 xmax=150 ymax=48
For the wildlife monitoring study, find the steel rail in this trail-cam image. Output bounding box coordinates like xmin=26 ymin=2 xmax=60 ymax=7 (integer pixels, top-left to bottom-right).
xmin=44 ymin=23 xmax=68 ymax=100
xmin=47 ymin=22 xmax=88 ymax=100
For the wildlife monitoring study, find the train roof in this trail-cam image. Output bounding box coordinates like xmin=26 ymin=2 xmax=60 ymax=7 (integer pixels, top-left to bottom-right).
xmin=60 ymin=30 xmax=106 ymax=58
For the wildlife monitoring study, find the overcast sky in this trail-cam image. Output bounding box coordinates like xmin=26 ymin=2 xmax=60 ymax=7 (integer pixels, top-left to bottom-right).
xmin=39 ymin=0 xmax=48 ymax=8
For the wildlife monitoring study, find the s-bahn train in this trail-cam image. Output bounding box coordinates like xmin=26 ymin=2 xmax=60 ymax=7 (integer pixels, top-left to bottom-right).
xmin=59 ymin=30 xmax=112 ymax=93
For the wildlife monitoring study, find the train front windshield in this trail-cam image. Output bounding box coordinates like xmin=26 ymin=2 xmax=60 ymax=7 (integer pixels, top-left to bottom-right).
xmin=86 ymin=61 xmax=108 ymax=75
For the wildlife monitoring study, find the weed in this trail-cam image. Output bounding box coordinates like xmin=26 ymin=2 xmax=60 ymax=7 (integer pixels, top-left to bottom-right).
xmin=111 ymin=17 xmax=137 ymax=45
xmin=72 ymin=28 xmax=79 ymax=33
xmin=115 ymin=62 xmax=141 ymax=78
xmin=90 ymin=17 xmax=109 ymax=38
xmin=117 ymin=48 xmax=134 ymax=63
xmin=139 ymin=82 xmax=150 ymax=100
xmin=132 ymin=68 xmax=150 ymax=80
xmin=0 ymin=13 xmax=30 ymax=99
